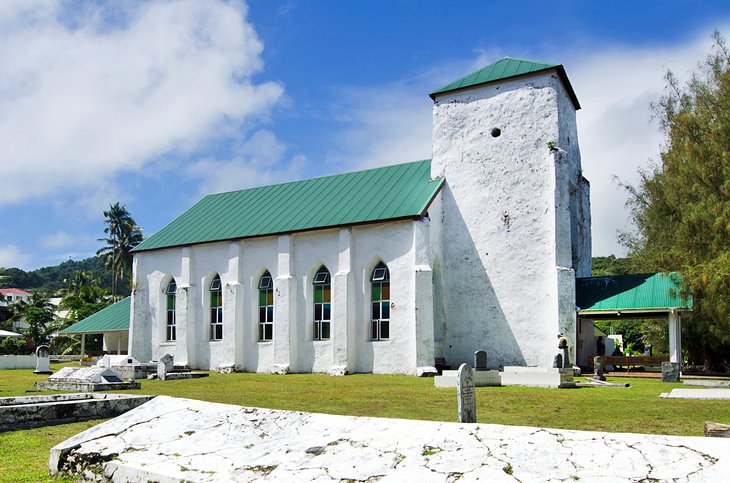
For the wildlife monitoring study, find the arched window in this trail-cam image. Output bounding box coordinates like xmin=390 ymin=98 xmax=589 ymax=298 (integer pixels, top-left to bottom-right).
xmin=210 ymin=275 xmax=223 ymax=340
xmin=165 ymin=279 xmax=177 ymax=341
xmin=258 ymin=271 xmax=273 ymax=341
xmin=371 ymin=262 xmax=390 ymax=340
xmin=312 ymin=266 xmax=331 ymax=340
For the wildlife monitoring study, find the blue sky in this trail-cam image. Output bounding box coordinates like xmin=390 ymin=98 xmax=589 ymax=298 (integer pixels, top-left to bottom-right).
xmin=1 ymin=0 xmax=729 ymax=271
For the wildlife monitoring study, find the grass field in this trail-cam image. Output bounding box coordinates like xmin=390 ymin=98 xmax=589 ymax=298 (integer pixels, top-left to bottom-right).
xmin=1 ymin=363 xmax=729 ymax=482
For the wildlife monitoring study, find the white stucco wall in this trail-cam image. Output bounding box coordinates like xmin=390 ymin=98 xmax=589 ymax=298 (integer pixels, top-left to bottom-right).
xmin=130 ymin=219 xmax=432 ymax=375
xmin=430 ymin=70 xmax=589 ymax=369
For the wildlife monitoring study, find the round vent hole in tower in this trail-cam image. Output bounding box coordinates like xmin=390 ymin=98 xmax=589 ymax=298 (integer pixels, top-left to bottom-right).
xmin=491 ymin=128 xmax=501 ymax=138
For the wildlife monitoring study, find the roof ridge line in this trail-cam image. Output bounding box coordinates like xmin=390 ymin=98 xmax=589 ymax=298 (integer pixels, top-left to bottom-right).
xmin=202 ymin=158 xmax=433 ymax=198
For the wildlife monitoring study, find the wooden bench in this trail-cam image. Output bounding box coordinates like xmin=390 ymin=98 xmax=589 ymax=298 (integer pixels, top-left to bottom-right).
xmin=588 ymin=355 xmax=669 ymax=371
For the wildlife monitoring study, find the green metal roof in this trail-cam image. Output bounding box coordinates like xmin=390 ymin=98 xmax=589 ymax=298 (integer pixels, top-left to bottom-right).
xmin=576 ymin=273 xmax=692 ymax=314
xmin=62 ymin=297 xmax=130 ymax=334
xmin=134 ymin=160 xmax=444 ymax=252
xmin=429 ymin=56 xmax=580 ymax=109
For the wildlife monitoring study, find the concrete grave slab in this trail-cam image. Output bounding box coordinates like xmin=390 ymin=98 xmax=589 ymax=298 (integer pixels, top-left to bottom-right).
xmin=50 ymin=396 xmax=730 ymax=482
xmin=501 ymin=366 xmax=574 ymax=388
xmin=661 ymin=388 xmax=730 ymax=400
xmin=434 ymin=369 xmax=500 ymax=387
xmin=684 ymin=379 xmax=730 ymax=388
xmin=35 ymin=366 xmax=140 ymax=391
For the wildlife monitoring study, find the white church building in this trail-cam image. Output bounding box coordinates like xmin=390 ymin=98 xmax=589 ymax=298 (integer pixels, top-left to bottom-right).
xmin=128 ymin=57 xmax=592 ymax=375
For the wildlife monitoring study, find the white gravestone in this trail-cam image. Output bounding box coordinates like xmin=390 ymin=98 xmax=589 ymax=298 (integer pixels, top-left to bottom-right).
xmin=457 ymin=363 xmax=476 ymax=423
xmin=157 ymin=354 xmax=174 ymax=380
xmin=34 ymin=345 xmax=52 ymax=374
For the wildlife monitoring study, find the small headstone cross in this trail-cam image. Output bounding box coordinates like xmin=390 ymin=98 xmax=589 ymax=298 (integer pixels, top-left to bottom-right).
xmin=457 ymin=363 xmax=476 ymax=423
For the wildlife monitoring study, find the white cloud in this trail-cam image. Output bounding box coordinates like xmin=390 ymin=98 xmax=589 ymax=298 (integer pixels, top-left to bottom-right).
xmin=324 ymin=81 xmax=434 ymax=172
xmin=186 ymin=129 xmax=306 ymax=196
xmin=0 ymin=245 xmax=32 ymax=269
xmin=40 ymin=231 xmax=76 ymax=249
xmin=0 ymin=0 xmax=283 ymax=206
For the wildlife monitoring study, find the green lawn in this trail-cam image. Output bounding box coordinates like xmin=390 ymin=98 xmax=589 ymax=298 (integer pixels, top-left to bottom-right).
xmin=1 ymin=363 xmax=729 ymax=482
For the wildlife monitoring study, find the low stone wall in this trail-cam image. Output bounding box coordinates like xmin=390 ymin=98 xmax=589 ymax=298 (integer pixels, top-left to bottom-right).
xmin=0 ymin=355 xmax=35 ymax=370
xmin=0 ymin=393 xmax=154 ymax=432
xmin=500 ymin=366 xmax=573 ymax=388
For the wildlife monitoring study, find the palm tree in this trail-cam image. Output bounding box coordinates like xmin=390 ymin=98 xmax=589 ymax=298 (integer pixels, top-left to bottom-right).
xmin=60 ymin=271 xmax=110 ymax=322
xmin=97 ymin=203 xmax=143 ymax=300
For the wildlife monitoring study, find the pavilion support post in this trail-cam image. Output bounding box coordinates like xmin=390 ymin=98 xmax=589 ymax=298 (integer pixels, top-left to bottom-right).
xmin=80 ymin=334 xmax=86 ymax=363
xmin=117 ymin=334 xmax=121 ymax=355
xmin=668 ymin=309 xmax=682 ymax=368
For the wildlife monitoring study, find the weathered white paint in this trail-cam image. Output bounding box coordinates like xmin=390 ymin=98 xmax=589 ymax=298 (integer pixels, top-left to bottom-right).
xmin=131 ymin=220 xmax=428 ymax=374
xmin=430 ymin=69 xmax=590 ymax=370
xmin=130 ymin=65 xmax=591 ymax=375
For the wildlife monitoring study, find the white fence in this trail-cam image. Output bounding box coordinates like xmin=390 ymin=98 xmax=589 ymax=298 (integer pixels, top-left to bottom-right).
xmin=0 ymin=355 xmax=36 ymax=369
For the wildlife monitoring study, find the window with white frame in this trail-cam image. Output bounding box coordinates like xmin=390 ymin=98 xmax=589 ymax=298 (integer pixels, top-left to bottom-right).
xmin=258 ymin=271 xmax=273 ymax=341
xmin=312 ymin=266 xmax=331 ymax=340
xmin=210 ymin=275 xmax=223 ymax=340
xmin=371 ymin=262 xmax=390 ymax=340
xmin=166 ymin=279 xmax=177 ymax=341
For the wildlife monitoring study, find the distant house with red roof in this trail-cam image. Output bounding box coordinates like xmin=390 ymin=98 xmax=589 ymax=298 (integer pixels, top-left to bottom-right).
xmin=0 ymin=288 xmax=31 ymax=306
xmin=0 ymin=288 xmax=32 ymax=331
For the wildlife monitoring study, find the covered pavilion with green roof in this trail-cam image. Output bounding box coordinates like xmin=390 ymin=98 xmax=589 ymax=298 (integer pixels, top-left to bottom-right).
xmin=62 ymin=297 xmax=131 ymax=359
xmin=575 ymin=273 xmax=693 ymax=369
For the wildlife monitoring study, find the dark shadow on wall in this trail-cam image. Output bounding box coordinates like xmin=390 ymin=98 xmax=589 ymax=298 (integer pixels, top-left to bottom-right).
xmin=438 ymin=184 xmax=525 ymax=369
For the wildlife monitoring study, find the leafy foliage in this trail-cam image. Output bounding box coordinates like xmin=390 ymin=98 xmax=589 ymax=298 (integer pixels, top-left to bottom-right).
xmin=8 ymin=292 xmax=56 ymax=347
xmin=46 ymin=271 xmax=110 ymax=354
xmin=622 ymin=32 xmax=730 ymax=370
xmin=0 ymin=336 xmax=30 ymax=355
xmin=591 ymin=255 xmax=634 ymax=276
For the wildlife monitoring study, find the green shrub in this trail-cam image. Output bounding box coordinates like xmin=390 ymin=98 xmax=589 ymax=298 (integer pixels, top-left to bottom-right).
xmin=0 ymin=336 xmax=30 ymax=355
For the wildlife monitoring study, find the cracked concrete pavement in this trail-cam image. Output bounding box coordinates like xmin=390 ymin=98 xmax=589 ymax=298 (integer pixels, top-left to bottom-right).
xmin=50 ymin=396 xmax=730 ymax=481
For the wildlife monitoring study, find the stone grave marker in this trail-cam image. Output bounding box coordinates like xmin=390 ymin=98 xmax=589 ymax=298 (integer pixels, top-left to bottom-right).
xmin=593 ymin=356 xmax=605 ymax=381
xmin=474 ymin=351 xmax=487 ymax=371
xmin=662 ymin=362 xmax=680 ymax=382
xmin=96 ymin=355 xmax=112 ymax=368
xmin=157 ymin=354 xmax=174 ymax=380
xmin=457 ymin=363 xmax=476 ymax=423
xmin=34 ymin=345 xmax=52 ymax=374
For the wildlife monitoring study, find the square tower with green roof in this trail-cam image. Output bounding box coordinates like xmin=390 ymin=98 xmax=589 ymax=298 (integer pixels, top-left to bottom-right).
xmin=429 ymin=57 xmax=591 ymax=368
